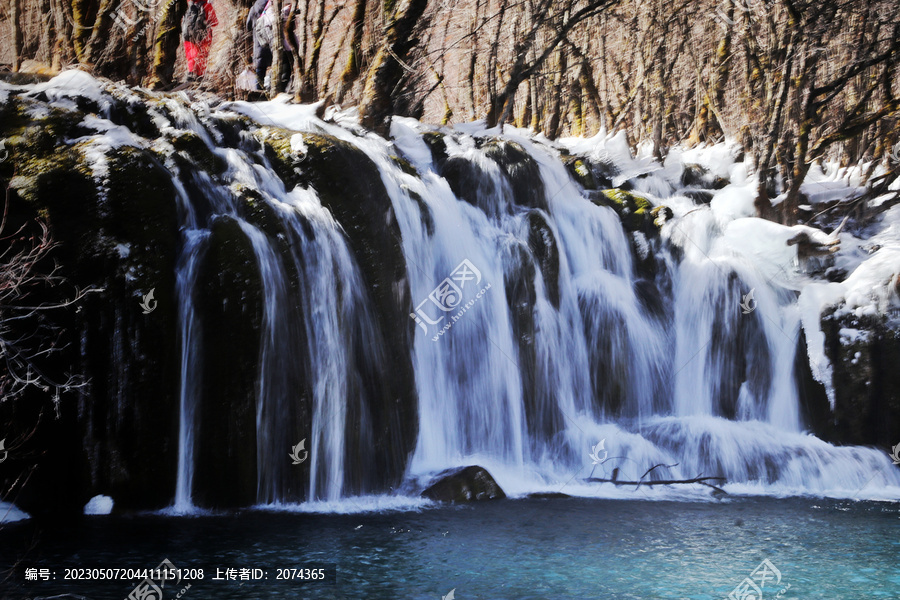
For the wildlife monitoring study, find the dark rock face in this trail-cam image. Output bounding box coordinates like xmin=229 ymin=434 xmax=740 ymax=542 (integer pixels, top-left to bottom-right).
xmin=794 ymin=329 xmax=831 ymax=438
xmin=817 ymin=310 xmax=900 ymax=447
xmin=440 ymin=154 xmax=499 ymax=214
xmin=193 ymin=217 xmax=264 ymax=508
xmin=433 ymin=137 xmax=548 ymax=217
xmin=482 ymin=139 xmax=548 ymax=213
xmin=259 ymin=129 xmax=418 ymax=492
xmin=0 ymin=101 xmax=181 ymax=516
xmin=422 ymin=466 xmax=507 ymax=502
xmin=2 ymin=86 xmax=423 ymax=515
xmin=527 ymin=210 xmax=561 ymax=309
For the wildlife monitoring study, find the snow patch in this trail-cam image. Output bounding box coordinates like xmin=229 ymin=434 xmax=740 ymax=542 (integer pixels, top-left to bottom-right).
xmin=84 ymin=495 xmax=114 ymax=515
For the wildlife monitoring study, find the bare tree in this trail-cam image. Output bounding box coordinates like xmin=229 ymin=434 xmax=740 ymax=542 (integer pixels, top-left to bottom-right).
xmin=0 ymin=190 xmax=94 ymax=401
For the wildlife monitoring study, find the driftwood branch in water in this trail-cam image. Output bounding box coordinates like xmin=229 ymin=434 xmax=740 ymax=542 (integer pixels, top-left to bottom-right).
xmin=585 ymin=462 xmax=728 ymax=495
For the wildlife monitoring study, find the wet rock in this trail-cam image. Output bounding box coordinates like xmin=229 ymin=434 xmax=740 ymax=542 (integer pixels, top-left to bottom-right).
xmin=194 ymin=216 xmax=263 ymax=508
xmin=440 ymin=154 xmax=494 ymax=211
xmin=1 ymin=120 xmax=181 ymax=515
xmin=818 ymin=310 xmax=900 ymax=447
xmin=260 ymin=129 xmax=418 ymax=491
xmin=421 ymin=131 xmax=449 ymax=166
xmin=564 ymin=155 xmax=618 ymax=190
xmin=422 ymin=466 xmax=507 ymax=502
xmin=587 ymin=188 xmax=655 ymax=234
xmin=681 ymin=164 xmax=729 ymax=190
xmin=683 ymin=189 xmax=714 ymax=205
xmin=526 ymin=210 xmax=561 ymax=309
xmin=482 ymin=139 xmax=548 ymax=212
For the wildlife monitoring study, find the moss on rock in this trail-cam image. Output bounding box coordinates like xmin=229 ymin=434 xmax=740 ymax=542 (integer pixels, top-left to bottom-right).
xmin=588 ymin=188 xmax=658 ymax=234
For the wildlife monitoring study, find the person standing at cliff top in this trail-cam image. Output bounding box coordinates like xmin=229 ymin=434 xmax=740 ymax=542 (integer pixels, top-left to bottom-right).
xmin=246 ymin=0 xmax=296 ymax=91
xmin=182 ymin=0 xmax=218 ymax=82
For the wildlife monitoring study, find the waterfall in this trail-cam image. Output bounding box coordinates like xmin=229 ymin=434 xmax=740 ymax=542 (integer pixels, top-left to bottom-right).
xmin=19 ymin=74 xmax=895 ymax=509
xmin=161 ymin=99 xmax=900 ymax=503
xmin=172 ymin=230 xmax=207 ymax=512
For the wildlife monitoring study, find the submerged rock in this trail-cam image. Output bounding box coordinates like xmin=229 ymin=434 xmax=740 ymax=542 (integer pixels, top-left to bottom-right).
xmin=422 ymin=466 xmax=507 ymax=502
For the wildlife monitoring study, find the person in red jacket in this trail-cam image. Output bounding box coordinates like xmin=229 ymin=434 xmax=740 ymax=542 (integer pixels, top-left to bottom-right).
xmin=181 ymin=0 xmax=218 ymax=81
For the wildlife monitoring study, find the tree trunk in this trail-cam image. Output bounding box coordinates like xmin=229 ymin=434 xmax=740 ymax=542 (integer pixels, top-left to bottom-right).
xmin=358 ymin=0 xmax=429 ymax=135
xmin=11 ymin=0 xmax=23 ymax=71
xmin=545 ymin=48 xmax=567 ymax=138
xmin=271 ymin=0 xmax=285 ymax=94
xmin=690 ymin=4 xmax=732 ymax=144
xmin=148 ymin=0 xmax=187 ymax=89
xmin=40 ymin=0 xmax=54 ymax=67
xmin=337 ymin=0 xmax=367 ymax=102
xmin=84 ymin=0 xmax=119 ymax=67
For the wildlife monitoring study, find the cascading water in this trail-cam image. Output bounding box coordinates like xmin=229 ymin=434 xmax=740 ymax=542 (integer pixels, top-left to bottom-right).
xmin=30 ymin=73 xmax=895 ymax=509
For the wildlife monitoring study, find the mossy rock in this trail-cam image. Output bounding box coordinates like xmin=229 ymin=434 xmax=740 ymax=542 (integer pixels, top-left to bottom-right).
xmin=422 ymin=466 xmax=507 ymax=502
xmin=564 ymin=155 xmax=618 ymax=190
xmin=5 ymin=122 xmax=182 ymax=512
xmin=390 ymin=154 xmax=418 ymax=177
xmin=589 ymin=188 xmax=654 ymax=232
xmin=170 ymin=130 xmax=227 ymax=175
xmin=565 ymin=157 xmax=597 ymax=189
xmin=255 ymin=126 xmax=310 ymax=189
xmin=651 ymin=205 xmax=673 ymax=228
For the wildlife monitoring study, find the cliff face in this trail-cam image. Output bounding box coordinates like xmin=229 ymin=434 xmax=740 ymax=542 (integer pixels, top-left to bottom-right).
xmin=0 ymin=74 xmax=419 ymax=515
